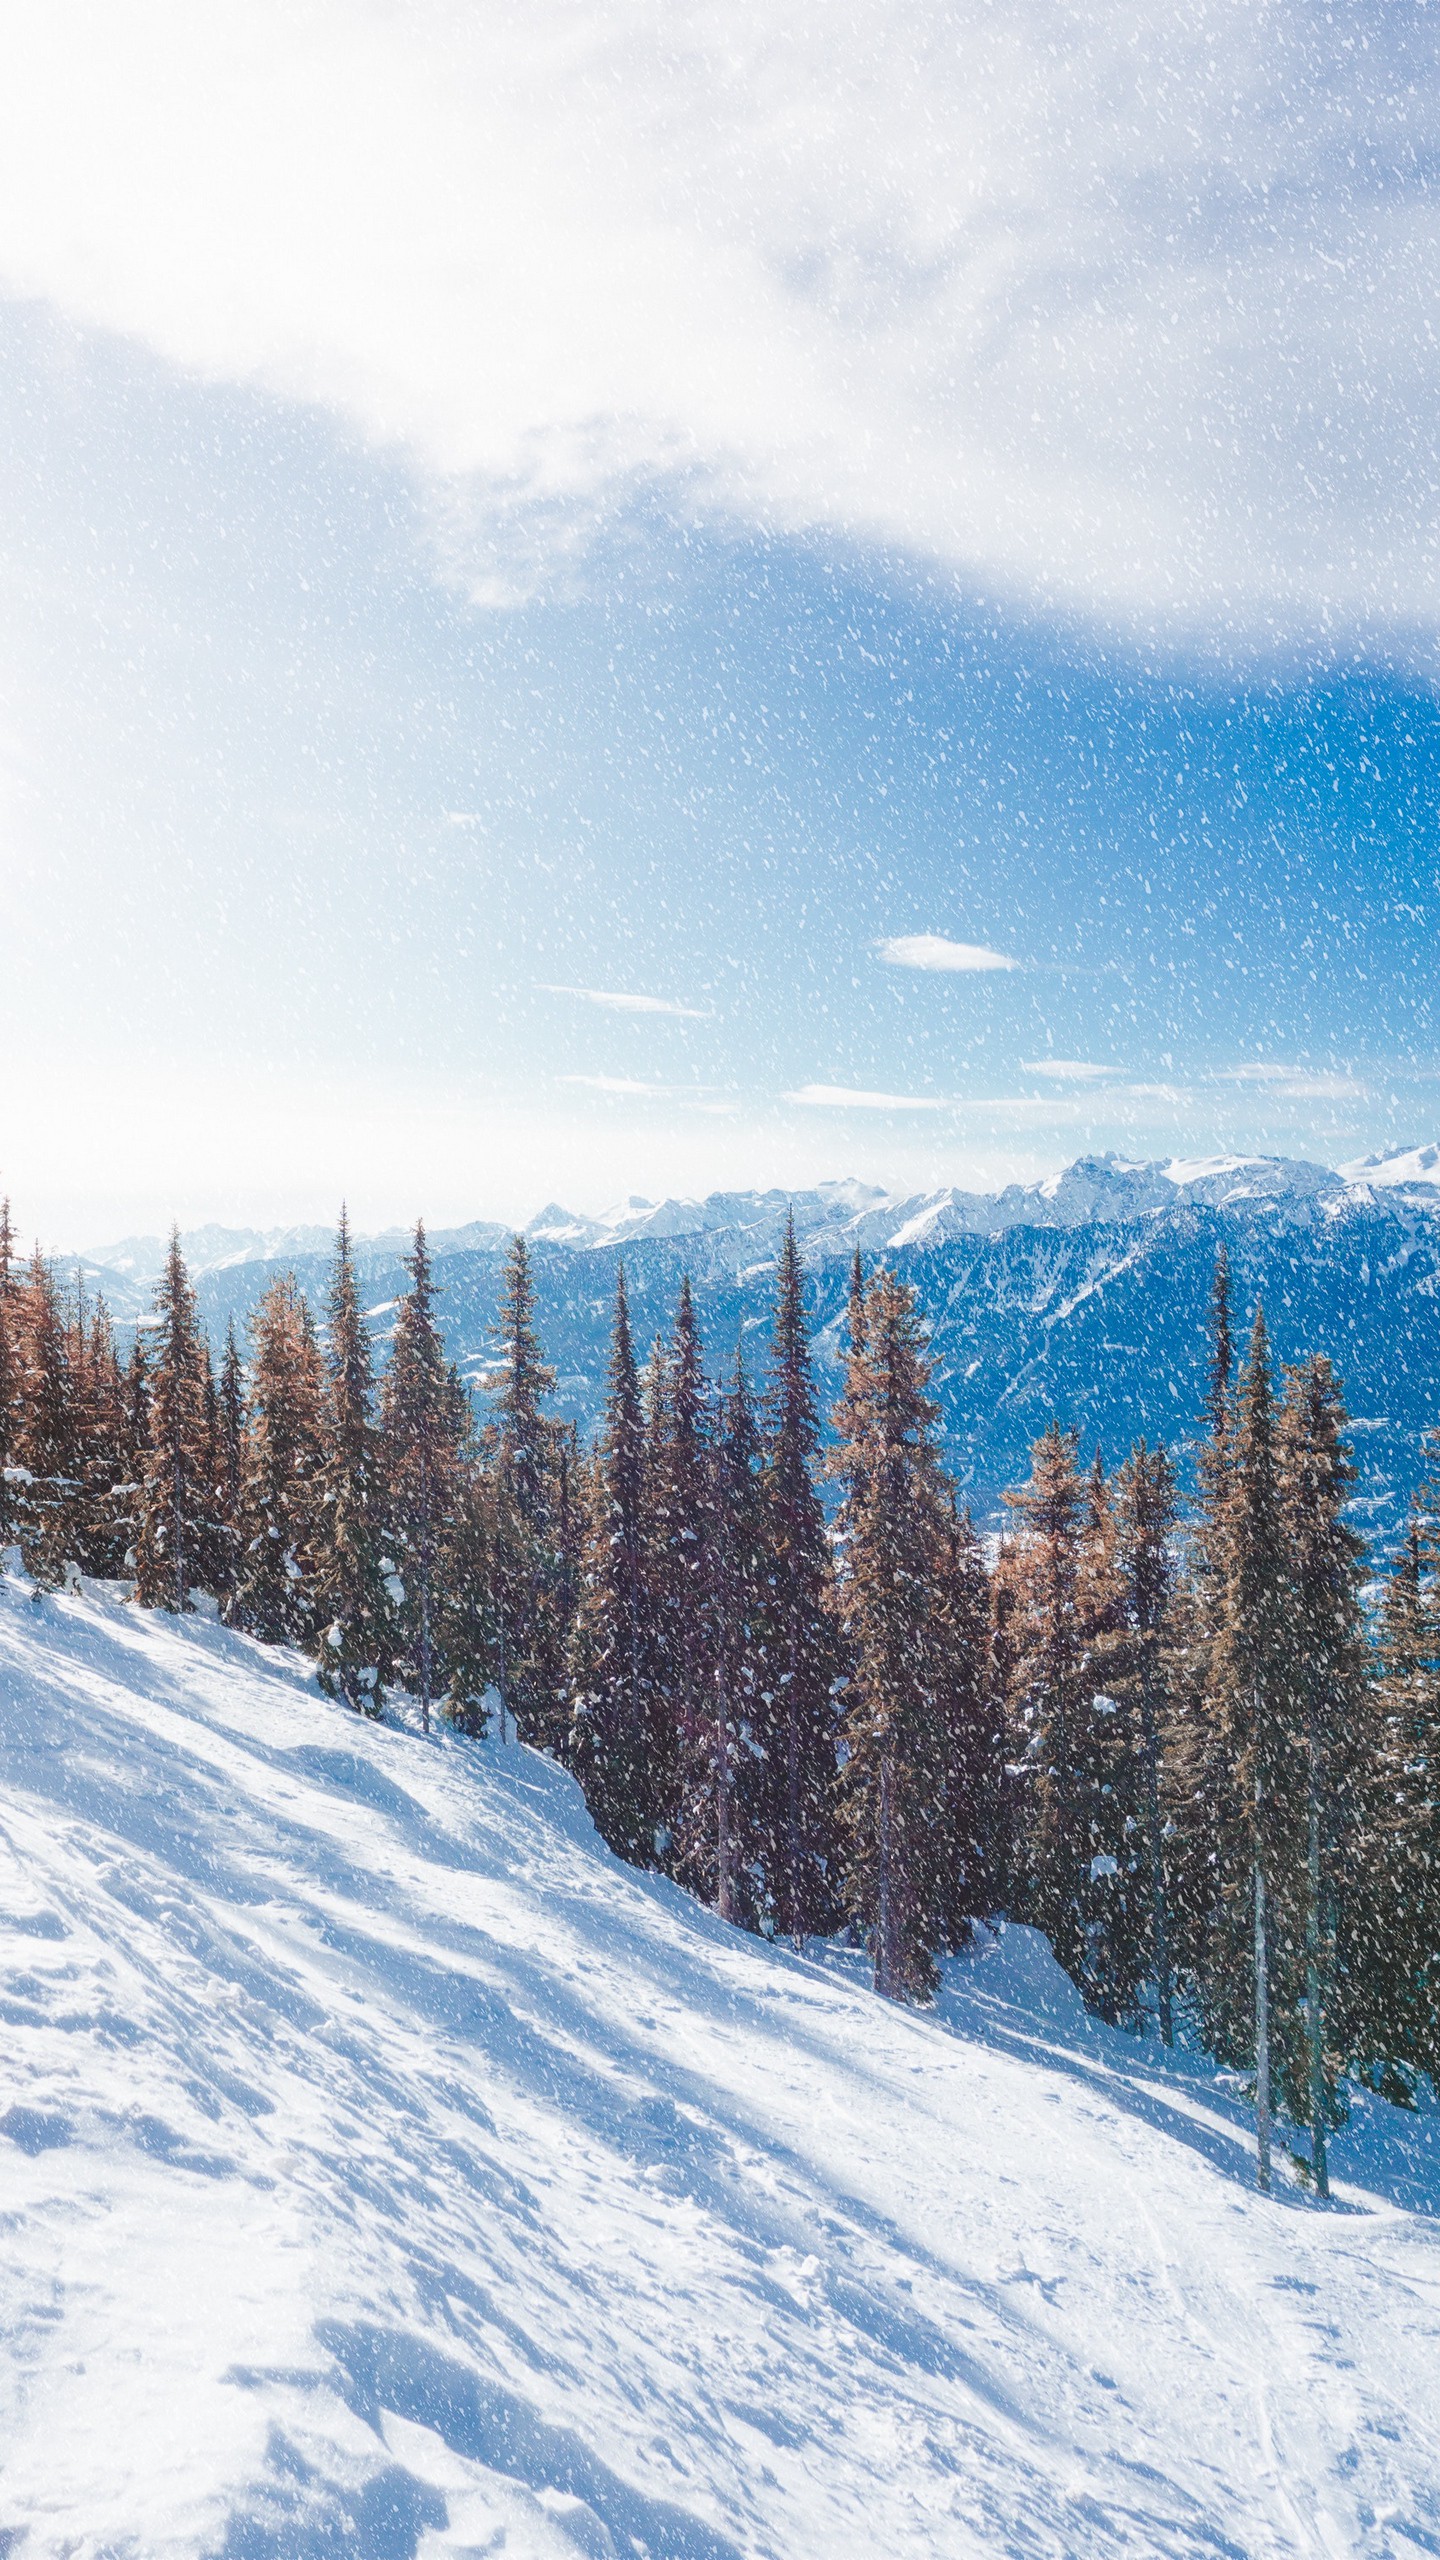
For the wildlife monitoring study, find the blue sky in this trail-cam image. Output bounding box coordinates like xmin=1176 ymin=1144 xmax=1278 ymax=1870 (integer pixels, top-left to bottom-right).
xmin=0 ymin=3 xmax=1436 ymax=1245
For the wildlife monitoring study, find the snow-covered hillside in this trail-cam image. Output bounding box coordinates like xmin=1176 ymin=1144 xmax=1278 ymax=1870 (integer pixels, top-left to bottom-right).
xmin=4 ymin=1575 xmax=1440 ymax=2558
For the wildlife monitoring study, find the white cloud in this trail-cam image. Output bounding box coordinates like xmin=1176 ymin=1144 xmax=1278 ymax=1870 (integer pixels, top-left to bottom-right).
xmin=1021 ymin=1058 xmax=1115 ymax=1082
xmin=537 ymin=982 xmax=710 ymax=1018
xmin=0 ymin=2 xmax=1433 ymax=650
xmin=879 ymin=935 xmax=1017 ymax=975
xmin=785 ymin=1083 xmax=952 ymax=1112
xmin=561 ymin=1072 xmax=727 ymax=1099
xmin=560 ymin=1073 xmax=670 ymax=1096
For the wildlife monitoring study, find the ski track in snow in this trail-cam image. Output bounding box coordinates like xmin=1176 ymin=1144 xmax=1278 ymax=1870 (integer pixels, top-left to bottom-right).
xmin=2 ymin=1576 xmax=1440 ymax=2558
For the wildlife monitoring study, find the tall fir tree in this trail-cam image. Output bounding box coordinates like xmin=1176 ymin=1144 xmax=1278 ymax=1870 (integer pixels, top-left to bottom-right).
xmin=831 ymin=1269 xmax=952 ymax=2001
xmin=654 ymin=1277 xmax=718 ymax=1885
xmin=314 ymin=1211 xmax=393 ymax=1713
xmin=1277 ymin=1354 xmax=1369 ymax=2196
xmin=1364 ymin=1495 xmax=1440 ymax=2085
xmin=1113 ymin=1439 xmax=1180 ymax=2043
xmin=134 ymin=1232 xmax=210 ymax=1613
xmin=11 ymin=1252 xmax=79 ymax=1586
xmin=486 ymin=1234 xmax=572 ymax=1754
xmin=380 ymin=1223 xmax=466 ymax=1729
xmin=235 ymin=1274 xmax=326 ymax=1646
xmin=758 ymin=1214 xmax=843 ymax=1943
xmin=570 ymin=1269 xmax=661 ymax=1862
xmin=930 ymin=1494 xmax=1004 ymax=1949
xmin=1001 ymin=1423 xmax=1090 ymax=1988
xmin=1211 ymin=1308 xmax=1298 ymax=2190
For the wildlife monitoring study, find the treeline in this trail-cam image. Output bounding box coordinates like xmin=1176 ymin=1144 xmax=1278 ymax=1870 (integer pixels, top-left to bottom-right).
xmin=2 ymin=1201 xmax=1438 ymax=2184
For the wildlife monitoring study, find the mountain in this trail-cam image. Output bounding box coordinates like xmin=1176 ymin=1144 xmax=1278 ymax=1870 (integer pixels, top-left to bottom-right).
xmin=75 ymin=1147 xmax=1440 ymax=1543
xmin=4 ymin=1570 xmax=1439 ymax=2555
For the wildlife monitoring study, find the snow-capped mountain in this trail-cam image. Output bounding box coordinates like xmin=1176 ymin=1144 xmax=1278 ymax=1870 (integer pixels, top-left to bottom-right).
xmin=4 ymin=1572 xmax=1439 ymax=2554
xmin=73 ymin=1147 xmax=1440 ymax=1542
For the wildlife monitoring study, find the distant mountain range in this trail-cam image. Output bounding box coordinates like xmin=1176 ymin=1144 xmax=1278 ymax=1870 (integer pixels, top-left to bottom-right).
xmin=74 ymin=1145 xmax=1440 ymax=1545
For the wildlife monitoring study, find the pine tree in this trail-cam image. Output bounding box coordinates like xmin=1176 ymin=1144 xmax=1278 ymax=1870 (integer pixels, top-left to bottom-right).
xmin=653 ymin=1278 xmax=717 ymax=1885
xmin=212 ymin=1321 xmax=245 ymax=1619
xmin=314 ymin=1212 xmax=392 ymax=1713
xmin=234 ymin=1274 xmax=326 ymax=1645
xmin=439 ymin=1453 xmax=500 ymax=1737
xmin=486 ymin=1234 xmax=572 ymax=1754
xmin=831 ymin=1268 xmax=952 ymax=2001
xmin=11 ymin=1252 xmax=79 ymax=1587
xmin=1278 ymin=1355 xmax=1369 ymax=2196
xmin=69 ymin=1287 xmax=132 ymax=1579
xmin=134 ymin=1233 xmax=210 ymax=1613
xmin=0 ymin=1200 xmax=19 ymax=1552
xmin=709 ymin=1348 xmax=768 ymax=1924
xmin=570 ymin=1269 xmax=661 ymax=1862
xmin=380 ymin=1223 xmax=466 ymax=1730
xmin=1364 ymin=1499 xmax=1440 ymax=2084
xmin=758 ymin=1214 xmax=842 ymax=1943
xmin=930 ymin=1495 xmax=1003 ymax=1949
xmin=1113 ymin=1440 xmax=1180 ymax=2043
xmin=1002 ymin=1423 xmax=1090 ymax=1986
xmin=1211 ymin=1308 xmax=1298 ymax=2191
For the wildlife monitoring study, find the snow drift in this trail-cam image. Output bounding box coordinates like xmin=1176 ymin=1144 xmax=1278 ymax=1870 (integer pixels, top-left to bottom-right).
xmin=3 ymin=1570 xmax=1440 ymax=2557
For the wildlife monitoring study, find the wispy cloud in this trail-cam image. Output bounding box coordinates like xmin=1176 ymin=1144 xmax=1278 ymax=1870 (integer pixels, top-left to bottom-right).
xmin=785 ymin=1083 xmax=953 ymax=1112
xmin=1021 ymin=1058 xmax=1115 ymax=1082
xmin=538 ymin=983 xmax=711 ymax=1019
xmin=879 ymin=935 xmax=1017 ymax=975
xmin=561 ymin=1073 xmax=730 ymax=1102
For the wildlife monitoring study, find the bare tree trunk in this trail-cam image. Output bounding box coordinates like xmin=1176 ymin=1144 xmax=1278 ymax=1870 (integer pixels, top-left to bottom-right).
xmin=1254 ymin=1780 xmax=1272 ymax=2193
xmin=1306 ymin=1721 xmax=1330 ymax=2201
xmin=715 ymin=1639 xmax=735 ymax=1924
xmin=876 ymin=1744 xmax=894 ymax=2000
xmin=1139 ymin=1635 xmax=1174 ymax=2046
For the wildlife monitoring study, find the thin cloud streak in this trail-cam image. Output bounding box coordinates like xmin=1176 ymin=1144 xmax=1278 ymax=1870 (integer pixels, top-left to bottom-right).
xmin=537 ymin=983 xmax=711 ymax=1019
xmin=879 ymin=934 xmax=1017 ymax=974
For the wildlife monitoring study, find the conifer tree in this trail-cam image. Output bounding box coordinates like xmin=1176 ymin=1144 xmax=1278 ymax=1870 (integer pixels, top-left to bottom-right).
xmin=570 ymin=1269 xmax=661 ymax=1861
xmin=134 ymin=1233 xmax=210 ymax=1613
xmin=1212 ymin=1308 xmax=1296 ymax=2190
xmin=380 ymin=1223 xmax=466 ymax=1730
xmin=653 ymin=1277 xmax=716 ymax=1883
xmin=1002 ymin=1423 xmax=1089 ymax=1984
xmin=314 ymin=1211 xmax=392 ymax=1713
xmin=212 ymin=1321 xmax=245 ymax=1619
xmin=1365 ymin=1498 xmax=1440 ymax=2082
xmin=930 ymin=1494 xmax=1004 ymax=1949
xmin=1113 ymin=1440 xmax=1180 ymax=2042
xmin=11 ymin=1252 xmax=79 ymax=1586
xmin=486 ymin=1234 xmax=572 ymax=1753
xmin=1278 ymin=1355 xmax=1368 ymax=2196
xmin=70 ymin=1288 xmax=132 ymax=1579
xmin=832 ymin=1269 xmax=952 ymax=2000
xmin=235 ymin=1274 xmax=326 ymax=1645
xmin=438 ymin=1454 xmax=500 ymax=1736
xmin=0 ymin=1199 xmax=16 ymax=1553
xmin=759 ymin=1214 xmax=843 ymax=1943
xmin=709 ymin=1348 xmax=768 ymax=1924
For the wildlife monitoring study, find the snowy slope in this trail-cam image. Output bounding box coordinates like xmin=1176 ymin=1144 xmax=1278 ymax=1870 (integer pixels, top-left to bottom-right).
xmin=4 ymin=1577 xmax=1440 ymax=2559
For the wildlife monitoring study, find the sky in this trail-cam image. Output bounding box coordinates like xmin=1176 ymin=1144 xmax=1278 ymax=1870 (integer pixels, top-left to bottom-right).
xmin=0 ymin=0 xmax=1437 ymax=1249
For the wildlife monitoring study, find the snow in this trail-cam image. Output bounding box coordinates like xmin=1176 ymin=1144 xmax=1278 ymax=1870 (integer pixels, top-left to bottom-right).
xmin=4 ymin=1576 xmax=1440 ymax=2557
xmin=1340 ymin=1144 xmax=1440 ymax=1192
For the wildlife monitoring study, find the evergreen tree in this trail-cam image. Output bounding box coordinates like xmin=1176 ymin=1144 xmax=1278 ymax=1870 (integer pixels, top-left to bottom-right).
xmin=438 ymin=1454 xmax=500 ymax=1737
xmin=654 ymin=1277 xmax=717 ymax=1884
xmin=380 ymin=1223 xmax=466 ymax=1730
xmin=69 ymin=1287 xmax=132 ymax=1579
xmin=0 ymin=1197 xmax=15 ymax=1551
xmin=235 ymin=1274 xmax=326 ymax=1645
xmin=1113 ymin=1440 xmax=1180 ymax=2043
xmin=486 ymin=1234 xmax=573 ymax=1754
xmin=11 ymin=1252 xmax=79 ymax=1586
xmin=831 ymin=1269 xmax=952 ymax=2001
xmin=1365 ymin=1497 xmax=1440 ymax=2084
xmin=211 ymin=1322 xmax=245 ymax=1619
xmin=758 ymin=1214 xmax=843 ymax=1943
xmin=314 ymin=1211 xmax=392 ymax=1713
xmin=1002 ymin=1423 xmax=1089 ymax=1985
xmin=134 ymin=1232 xmax=210 ymax=1613
xmin=930 ymin=1495 xmax=1004 ymax=1949
xmin=1278 ymin=1355 xmax=1369 ymax=2196
xmin=570 ymin=1269 xmax=661 ymax=1861
xmin=1210 ymin=1308 xmax=1297 ymax=2190
xmin=710 ymin=1349 xmax=768 ymax=1925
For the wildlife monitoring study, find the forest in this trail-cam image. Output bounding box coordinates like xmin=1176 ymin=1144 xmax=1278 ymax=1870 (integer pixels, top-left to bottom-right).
xmin=2 ymin=1197 xmax=1437 ymax=2198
